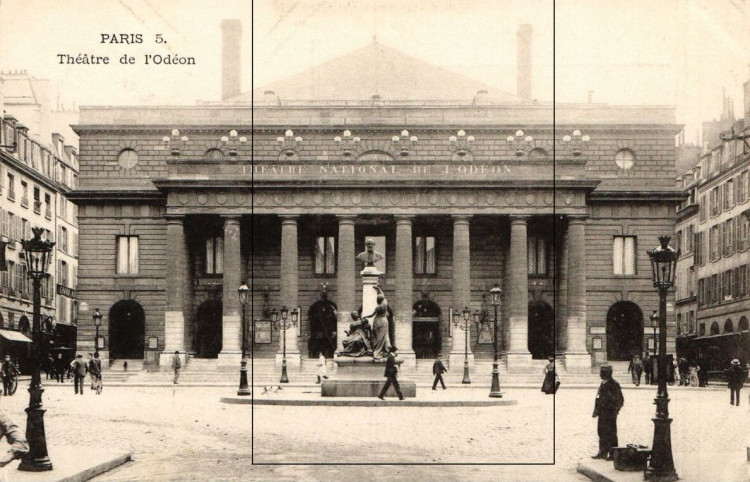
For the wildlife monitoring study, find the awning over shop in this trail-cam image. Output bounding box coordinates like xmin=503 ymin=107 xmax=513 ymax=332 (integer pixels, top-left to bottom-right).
xmin=0 ymin=330 xmax=32 ymax=343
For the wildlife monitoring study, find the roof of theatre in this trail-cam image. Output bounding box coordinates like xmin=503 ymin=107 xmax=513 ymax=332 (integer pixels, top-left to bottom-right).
xmin=250 ymin=41 xmax=516 ymax=104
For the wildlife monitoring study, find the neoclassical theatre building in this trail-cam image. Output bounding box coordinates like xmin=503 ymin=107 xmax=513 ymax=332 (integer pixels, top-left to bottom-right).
xmin=71 ymin=25 xmax=683 ymax=372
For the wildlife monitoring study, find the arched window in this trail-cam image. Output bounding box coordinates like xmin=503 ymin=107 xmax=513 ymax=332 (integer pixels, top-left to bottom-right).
xmin=357 ymin=150 xmax=394 ymax=162
xmin=724 ymin=319 xmax=734 ymax=333
xmin=205 ymin=148 xmax=223 ymax=159
xmin=739 ymin=317 xmax=749 ymax=332
xmin=528 ymin=148 xmax=548 ymax=159
xmin=615 ymin=149 xmax=636 ymax=170
xmin=710 ymin=321 xmax=720 ymax=335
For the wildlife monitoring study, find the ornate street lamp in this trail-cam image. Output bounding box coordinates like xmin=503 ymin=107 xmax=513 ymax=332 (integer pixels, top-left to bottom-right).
xmin=277 ymin=130 xmax=303 ymax=157
xmin=391 ymin=130 xmax=418 ymax=156
xmin=453 ymin=307 xmax=472 ymax=384
xmin=221 ymin=130 xmax=247 ymax=157
xmin=506 ymin=130 xmax=534 ymax=157
xmin=449 ymin=130 xmax=475 ymax=158
xmin=18 ymin=227 xmax=55 ymax=472
xmin=273 ymin=306 xmax=298 ymax=383
xmin=162 ymin=129 xmax=189 ymax=156
xmin=93 ymin=308 xmax=103 ymax=354
xmin=488 ymin=284 xmax=504 ymax=398
xmin=645 ymin=236 xmax=680 ymax=482
xmin=333 ymin=130 xmax=361 ymax=157
xmin=237 ymin=284 xmax=251 ymax=396
xmin=650 ymin=310 xmax=659 ymax=355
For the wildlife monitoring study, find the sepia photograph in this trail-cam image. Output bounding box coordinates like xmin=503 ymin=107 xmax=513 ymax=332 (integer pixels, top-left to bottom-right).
xmin=0 ymin=0 xmax=749 ymax=480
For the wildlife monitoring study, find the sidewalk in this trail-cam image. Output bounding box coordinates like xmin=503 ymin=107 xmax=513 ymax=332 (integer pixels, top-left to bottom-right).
xmin=4 ymin=446 xmax=130 ymax=482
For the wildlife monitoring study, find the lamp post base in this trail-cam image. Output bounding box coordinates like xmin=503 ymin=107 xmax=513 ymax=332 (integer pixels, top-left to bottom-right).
xmin=280 ymin=359 xmax=290 ymax=384
xmin=645 ymin=416 xmax=678 ymax=482
xmin=489 ymin=360 xmax=503 ymax=398
xmin=18 ymin=404 xmax=52 ymax=472
xmin=237 ymin=358 xmax=251 ymax=396
xmin=461 ymin=358 xmax=471 ymax=384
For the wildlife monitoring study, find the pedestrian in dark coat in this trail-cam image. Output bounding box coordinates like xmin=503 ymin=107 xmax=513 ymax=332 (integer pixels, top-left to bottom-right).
xmin=377 ymin=346 xmax=404 ymax=400
xmin=627 ymin=355 xmax=643 ymax=386
xmin=432 ymin=353 xmax=447 ymax=390
xmin=726 ymin=358 xmax=744 ymax=406
xmin=642 ymin=352 xmax=652 ymax=385
xmin=1 ymin=356 xmax=19 ymax=396
xmin=591 ymin=365 xmax=624 ymax=460
xmin=71 ymin=354 xmax=88 ymax=395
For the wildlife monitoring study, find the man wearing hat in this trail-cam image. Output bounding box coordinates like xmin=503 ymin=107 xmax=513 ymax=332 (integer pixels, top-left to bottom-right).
xmin=726 ymin=358 xmax=744 ymax=406
xmin=432 ymin=353 xmax=448 ymax=390
xmin=378 ymin=346 xmax=404 ymax=401
xmin=0 ymin=355 xmax=19 ymax=396
xmin=591 ymin=365 xmax=624 ymax=460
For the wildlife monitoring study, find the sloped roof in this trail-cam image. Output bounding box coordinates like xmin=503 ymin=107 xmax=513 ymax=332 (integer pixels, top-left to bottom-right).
xmin=252 ymin=41 xmax=515 ymax=103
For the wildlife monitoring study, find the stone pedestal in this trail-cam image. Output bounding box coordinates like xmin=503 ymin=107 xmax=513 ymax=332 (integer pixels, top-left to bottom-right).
xmin=564 ymin=352 xmax=593 ymax=373
xmin=325 ymin=356 xmax=416 ymax=398
xmin=360 ymin=267 xmax=381 ymax=317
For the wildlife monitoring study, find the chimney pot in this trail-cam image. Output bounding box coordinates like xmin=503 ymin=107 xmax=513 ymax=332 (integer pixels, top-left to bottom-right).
xmin=516 ymin=24 xmax=532 ymax=101
xmin=221 ymin=19 xmax=242 ymax=101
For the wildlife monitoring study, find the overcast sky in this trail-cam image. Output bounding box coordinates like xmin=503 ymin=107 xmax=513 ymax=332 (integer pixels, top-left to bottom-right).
xmin=0 ymin=0 xmax=748 ymax=144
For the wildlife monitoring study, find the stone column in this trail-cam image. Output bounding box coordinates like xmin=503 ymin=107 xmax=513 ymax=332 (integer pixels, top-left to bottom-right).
xmin=161 ymin=216 xmax=188 ymax=368
xmin=335 ymin=216 xmax=356 ymax=354
xmin=449 ymin=215 xmax=473 ymax=369
xmin=278 ymin=215 xmax=301 ymax=366
xmin=564 ymin=215 xmax=591 ymax=372
xmin=506 ymin=215 xmax=532 ymax=372
xmin=556 ymin=218 xmax=568 ymax=354
xmin=394 ymin=215 xmax=415 ymax=366
xmin=218 ymin=215 xmax=242 ymax=366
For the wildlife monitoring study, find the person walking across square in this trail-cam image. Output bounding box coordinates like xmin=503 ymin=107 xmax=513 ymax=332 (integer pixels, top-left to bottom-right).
xmin=316 ymin=352 xmax=329 ymax=384
xmin=642 ymin=352 xmax=652 ymax=385
xmin=378 ymin=346 xmax=404 ymax=400
xmin=88 ymin=353 xmax=102 ymax=394
xmin=71 ymin=354 xmax=88 ymax=395
xmin=627 ymin=355 xmax=643 ymax=386
xmin=0 ymin=356 xmax=19 ymax=396
xmin=432 ymin=353 xmax=447 ymax=390
xmin=591 ymin=365 xmax=624 ymax=461
xmin=171 ymin=350 xmax=182 ymax=384
xmin=726 ymin=358 xmax=744 ymax=406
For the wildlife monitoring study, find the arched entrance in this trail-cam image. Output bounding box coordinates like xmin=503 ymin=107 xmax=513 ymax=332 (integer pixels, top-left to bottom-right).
xmin=412 ymin=300 xmax=441 ymax=359
xmin=109 ymin=300 xmax=145 ymax=359
xmin=606 ymin=301 xmax=643 ymax=361
xmin=528 ymin=301 xmax=555 ymax=360
xmin=196 ymin=300 xmax=222 ymax=358
xmin=308 ymin=297 xmax=338 ymax=358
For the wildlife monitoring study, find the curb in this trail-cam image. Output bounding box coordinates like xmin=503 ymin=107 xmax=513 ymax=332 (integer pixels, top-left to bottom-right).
xmin=219 ymin=396 xmax=519 ymax=407
xmin=577 ymin=460 xmax=618 ymax=482
xmin=58 ymin=453 xmax=132 ymax=482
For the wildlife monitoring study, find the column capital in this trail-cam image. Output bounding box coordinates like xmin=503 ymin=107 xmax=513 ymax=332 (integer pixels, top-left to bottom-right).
xmin=279 ymin=215 xmax=300 ymax=223
xmin=451 ymin=214 xmax=472 ymax=224
xmin=335 ymin=215 xmax=357 ymax=224
xmin=164 ymin=215 xmax=185 ymax=225
xmin=509 ymin=214 xmax=530 ymax=224
xmin=221 ymin=215 xmax=242 ymax=223
xmin=394 ymin=215 xmax=415 ymax=224
xmin=567 ymin=214 xmax=589 ymax=224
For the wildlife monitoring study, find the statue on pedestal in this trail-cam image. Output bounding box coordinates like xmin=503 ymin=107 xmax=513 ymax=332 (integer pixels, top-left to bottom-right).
xmin=362 ymin=285 xmax=391 ymax=360
xmin=356 ymin=238 xmax=384 ymax=268
xmin=338 ymin=311 xmax=373 ymax=358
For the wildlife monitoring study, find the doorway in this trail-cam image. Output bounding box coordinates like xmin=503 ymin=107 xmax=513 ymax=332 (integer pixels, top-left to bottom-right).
xmin=196 ymin=300 xmax=222 ymax=358
xmin=606 ymin=301 xmax=644 ymax=361
xmin=528 ymin=301 xmax=555 ymax=359
xmin=109 ymin=300 xmax=145 ymax=359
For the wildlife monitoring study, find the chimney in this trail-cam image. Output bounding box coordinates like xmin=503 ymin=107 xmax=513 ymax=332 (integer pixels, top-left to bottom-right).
xmin=263 ymin=90 xmax=277 ymax=105
xmin=474 ymin=90 xmax=489 ymax=105
xmin=221 ymin=19 xmax=242 ymax=101
xmin=516 ymin=24 xmax=532 ymax=101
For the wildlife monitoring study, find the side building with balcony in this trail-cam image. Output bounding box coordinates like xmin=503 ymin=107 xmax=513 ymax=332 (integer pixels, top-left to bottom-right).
xmin=0 ymin=80 xmax=80 ymax=370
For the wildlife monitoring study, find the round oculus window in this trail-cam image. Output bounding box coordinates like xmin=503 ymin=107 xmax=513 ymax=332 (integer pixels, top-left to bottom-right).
xmin=117 ymin=149 xmax=139 ymax=169
xmin=615 ymin=149 xmax=635 ymax=170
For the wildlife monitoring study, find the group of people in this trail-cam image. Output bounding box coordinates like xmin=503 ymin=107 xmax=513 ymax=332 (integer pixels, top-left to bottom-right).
xmin=70 ymin=353 xmax=103 ymax=395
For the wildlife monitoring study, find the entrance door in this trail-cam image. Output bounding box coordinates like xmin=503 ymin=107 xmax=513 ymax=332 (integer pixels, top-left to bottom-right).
xmin=196 ymin=300 xmax=222 ymax=358
xmin=413 ymin=300 xmax=441 ymax=359
xmin=109 ymin=300 xmax=145 ymax=359
xmin=528 ymin=301 xmax=555 ymax=359
xmin=606 ymin=301 xmax=644 ymax=361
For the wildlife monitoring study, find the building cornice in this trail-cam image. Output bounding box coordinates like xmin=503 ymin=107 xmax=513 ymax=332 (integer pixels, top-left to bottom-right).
xmin=589 ymin=190 xmax=689 ymax=203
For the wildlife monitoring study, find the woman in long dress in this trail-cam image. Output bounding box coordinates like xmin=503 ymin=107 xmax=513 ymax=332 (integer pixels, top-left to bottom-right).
xmin=541 ymin=356 xmax=559 ymax=394
xmin=363 ymin=285 xmax=391 ymax=360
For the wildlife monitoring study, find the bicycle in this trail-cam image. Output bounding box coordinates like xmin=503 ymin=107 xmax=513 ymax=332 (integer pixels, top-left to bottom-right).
xmin=7 ymin=374 xmax=17 ymax=396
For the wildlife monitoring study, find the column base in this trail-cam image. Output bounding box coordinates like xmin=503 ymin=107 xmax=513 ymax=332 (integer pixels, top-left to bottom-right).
xmin=449 ymin=352 xmax=475 ymax=370
xmin=505 ymin=353 xmax=534 ymax=374
xmin=159 ymin=352 xmax=187 ymax=370
xmin=564 ymin=352 xmax=592 ymax=373
xmin=395 ymin=351 xmax=416 ymax=369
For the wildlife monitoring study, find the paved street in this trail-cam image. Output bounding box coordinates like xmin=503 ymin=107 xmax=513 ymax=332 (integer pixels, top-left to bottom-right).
xmin=0 ymin=381 xmax=746 ymax=481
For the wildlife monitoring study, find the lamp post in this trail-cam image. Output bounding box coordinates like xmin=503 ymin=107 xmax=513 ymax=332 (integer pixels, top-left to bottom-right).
xmin=237 ymin=284 xmax=251 ymax=396
xmin=453 ymin=307 xmax=472 ymax=384
xmin=488 ymin=284 xmax=504 ymax=398
xmin=645 ymin=236 xmax=680 ymax=482
xmin=650 ymin=310 xmax=659 ymax=355
xmin=18 ymin=227 xmax=54 ymax=472
xmin=93 ymin=308 xmax=102 ymax=354
xmin=273 ymin=306 xmax=298 ymax=383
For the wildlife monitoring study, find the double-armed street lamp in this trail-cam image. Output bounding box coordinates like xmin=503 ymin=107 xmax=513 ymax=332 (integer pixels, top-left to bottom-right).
xmin=272 ymin=306 xmax=298 ymax=383
xmin=453 ymin=307 xmax=472 ymax=384
xmin=237 ymin=284 xmax=251 ymax=396
xmin=18 ymin=227 xmax=55 ymax=472
xmin=645 ymin=236 xmax=680 ymax=482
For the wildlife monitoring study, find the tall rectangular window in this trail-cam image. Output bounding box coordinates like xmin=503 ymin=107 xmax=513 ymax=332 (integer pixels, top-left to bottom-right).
xmin=700 ymin=196 xmax=707 ymax=222
xmin=6 ymin=173 xmax=14 ymax=200
xmin=527 ymin=235 xmax=548 ymax=275
xmin=116 ymin=236 xmax=139 ymax=274
xmin=613 ymin=236 xmax=636 ymax=275
xmin=44 ymin=193 xmax=51 ymax=218
xmin=20 ymin=181 xmax=28 ymax=208
xmin=60 ymin=226 xmax=68 ymax=253
xmin=314 ymin=236 xmax=336 ymax=274
xmin=688 ymin=311 xmax=694 ymax=333
xmin=414 ymin=236 xmax=436 ymax=274
xmin=205 ymin=236 xmax=224 ymax=274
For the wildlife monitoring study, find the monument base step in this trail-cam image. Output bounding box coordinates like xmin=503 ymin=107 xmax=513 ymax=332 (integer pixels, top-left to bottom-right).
xmin=321 ymin=379 xmax=417 ymax=398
